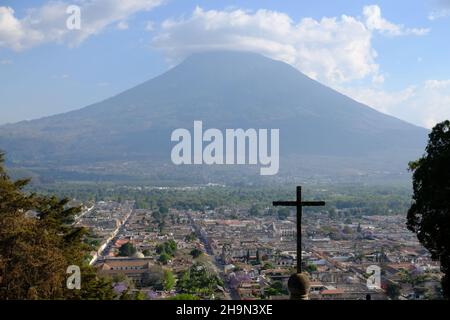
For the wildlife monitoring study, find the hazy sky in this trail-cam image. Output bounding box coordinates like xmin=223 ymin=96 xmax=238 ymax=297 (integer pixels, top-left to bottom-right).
xmin=1 ymin=0 xmax=450 ymax=128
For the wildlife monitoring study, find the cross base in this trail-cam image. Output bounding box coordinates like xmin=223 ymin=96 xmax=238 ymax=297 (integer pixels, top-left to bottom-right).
xmin=288 ymin=272 xmax=310 ymax=300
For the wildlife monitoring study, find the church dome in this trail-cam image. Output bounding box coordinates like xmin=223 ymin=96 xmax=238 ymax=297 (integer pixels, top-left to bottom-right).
xmin=132 ymin=251 xmax=145 ymax=259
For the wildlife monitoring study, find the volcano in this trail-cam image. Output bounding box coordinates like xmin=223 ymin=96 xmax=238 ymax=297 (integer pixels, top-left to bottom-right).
xmin=0 ymin=51 xmax=428 ymax=184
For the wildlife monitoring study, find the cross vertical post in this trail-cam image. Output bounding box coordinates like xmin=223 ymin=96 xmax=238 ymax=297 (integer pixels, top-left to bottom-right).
xmin=273 ymin=186 xmax=325 ymax=274
xmin=296 ymin=186 xmax=302 ymax=273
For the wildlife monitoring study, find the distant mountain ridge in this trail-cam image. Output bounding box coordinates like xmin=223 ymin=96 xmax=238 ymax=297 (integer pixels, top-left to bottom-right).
xmin=0 ymin=51 xmax=428 ymax=184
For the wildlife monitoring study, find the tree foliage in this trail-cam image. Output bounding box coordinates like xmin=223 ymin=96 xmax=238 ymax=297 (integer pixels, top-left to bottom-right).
xmin=169 ymin=293 xmax=199 ymax=300
xmin=163 ymin=269 xmax=175 ymax=291
xmin=176 ymin=263 xmax=222 ymax=297
xmin=158 ymin=253 xmax=171 ymax=265
xmin=0 ymin=152 xmax=116 ymax=299
xmin=264 ymin=281 xmax=287 ymax=297
xmin=407 ymin=120 xmax=450 ymax=298
xmin=190 ymin=248 xmax=203 ymax=259
xmin=118 ymin=242 xmax=137 ymax=257
xmin=386 ymin=282 xmax=401 ymax=300
xmin=156 ymin=240 xmax=177 ymax=257
xmin=36 ymin=182 xmax=412 ymax=217
xmin=277 ymin=208 xmax=290 ymax=220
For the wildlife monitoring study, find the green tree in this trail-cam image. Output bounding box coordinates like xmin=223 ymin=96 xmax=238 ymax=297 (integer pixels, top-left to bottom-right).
xmin=256 ymin=249 xmax=261 ymax=264
xmin=190 ymin=248 xmax=203 ymax=259
xmin=271 ymin=281 xmax=283 ymax=292
xmin=163 ymin=269 xmax=175 ymax=291
xmin=305 ymin=263 xmax=317 ymax=273
xmin=119 ymin=289 xmax=132 ymax=300
xmin=134 ymin=291 xmax=147 ymax=300
xmin=168 ymin=239 xmax=177 ymax=253
xmin=159 ymin=253 xmax=171 ymax=265
xmin=342 ymin=226 xmax=353 ymax=234
xmin=249 ymin=204 xmax=260 ymax=216
xmin=155 ymin=243 xmax=164 ymax=254
xmin=265 ymin=281 xmax=286 ymax=297
xmin=407 ymin=120 xmax=450 ymax=298
xmin=386 ymin=282 xmax=401 ymax=300
xmin=156 ymin=240 xmax=177 ymax=257
xmin=169 ymin=294 xmax=199 ymax=300
xmin=277 ymin=208 xmax=290 ymax=220
xmin=0 ymin=152 xmax=116 ymax=300
xmin=118 ymin=242 xmax=137 ymax=257
xmin=262 ymin=262 xmax=274 ymax=270
xmin=176 ymin=263 xmax=222 ymax=297
xmin=159 ymin=206 xmax=169 ymax=214
xmin=185 ymin=232 xmax=197 ymax=242
xmin=112 ymin=274 xmax=135 ymax=290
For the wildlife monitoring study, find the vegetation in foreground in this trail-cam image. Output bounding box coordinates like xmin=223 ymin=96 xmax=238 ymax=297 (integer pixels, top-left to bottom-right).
xmin=408 ymin=120 xmax=450 ymax=299
xmin=0 ymin=152 xmax=116 ymax=299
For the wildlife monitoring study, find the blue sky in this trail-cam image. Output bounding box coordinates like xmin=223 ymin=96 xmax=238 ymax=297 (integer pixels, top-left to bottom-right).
xmin=1 ymin=0 xmax=450 ymax=128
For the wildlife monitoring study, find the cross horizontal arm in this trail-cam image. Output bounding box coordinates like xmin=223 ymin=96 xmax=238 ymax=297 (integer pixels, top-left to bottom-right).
xmin=272 ymin=201 xmax=326 ymax=207
xmin=301 ymin=201 xmax=326 ymax=206
xmin=273 ymin=201 xmax=297 ymax=206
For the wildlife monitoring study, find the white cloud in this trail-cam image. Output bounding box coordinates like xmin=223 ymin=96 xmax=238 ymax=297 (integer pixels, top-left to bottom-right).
xmin=372 ymin=73 xmax=385 ymax=84
xmin=0 ymin=0 xmax=164 ymax=50
xmin=117 ymin=21 xmax=129 ymax=30
xmin=0 ymin=6 xmax=43 ymax=50
xmin=153 ymin=7 xmax=375 ymax=84
xmin=425 ymin=79 xmax=450 ymax=89
xmin=0 ymin=59 xmax=13 ymax=64
xmin=145 ymin=20 xmax=155 ymax=31
xmin=428 ymin=0 xmax=450 ymax=20
xmin=340 ymin=82 xmax=450 ymax=129
xmin=338 ymin=85 xmax=417 ymax=115
xmin=153 ymin=5 xmax=428 ymax=85
xmin=413 ymin=83 xmax=450 ymax=128
xmin=151 ymin=5 xmax=441 ymax=127
xmin=428 ymin=9 xmax=450 ymax=20
xmin=363 ymin=5 xmax=429 ymax=36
